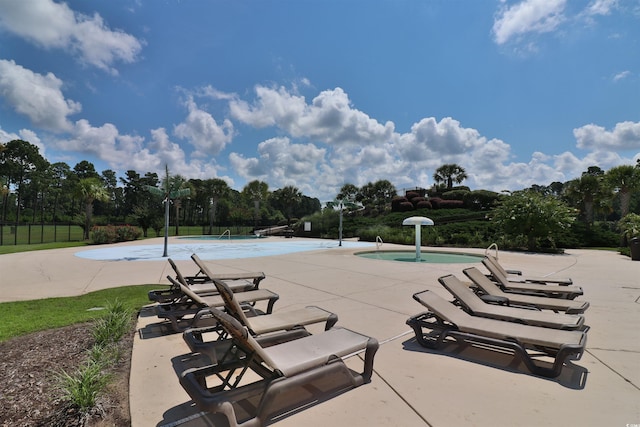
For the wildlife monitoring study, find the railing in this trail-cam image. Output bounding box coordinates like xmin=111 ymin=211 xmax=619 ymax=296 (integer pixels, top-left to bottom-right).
xmin=376 ymin=235 xmax=383 ymax=250
xmin=485 ymin=243 xmax=499 ymax=259
xmin=218 ymin=229 xmax=231 ymax=240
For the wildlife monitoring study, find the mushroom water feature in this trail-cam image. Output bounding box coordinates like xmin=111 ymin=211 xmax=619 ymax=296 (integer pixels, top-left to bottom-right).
xmin=402 ymin=216 xmax=434 ymax=261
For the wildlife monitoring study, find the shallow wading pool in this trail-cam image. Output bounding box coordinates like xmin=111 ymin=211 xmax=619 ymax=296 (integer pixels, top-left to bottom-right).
xmin=75 ymin=240 xmax=375 ymax=262
xmin=356 ymin=250 xmax=483 ymax=264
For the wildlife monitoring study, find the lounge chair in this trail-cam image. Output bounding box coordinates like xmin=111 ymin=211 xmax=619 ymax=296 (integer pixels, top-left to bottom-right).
xmin=148 ymin=258 xmax=266 ymax=303
xmin=463 ymin=267 xmax=589 ymax=314
xmin=484 ymin=254 xmax=573 ymax=285
xmin=406 ymin=290 xmax=587 ymax=377
xmin=178 ymin=307 xmax=378 ymax=427
xmin=481 ymin=258 xmax=583 ymax=300
xmin=155 ymin=276 xmax=279 ymax=332
xmin=437 ymin=274 xmax=586 ymax=330
xmin=184 ymin=254 xmax=337 ymax=348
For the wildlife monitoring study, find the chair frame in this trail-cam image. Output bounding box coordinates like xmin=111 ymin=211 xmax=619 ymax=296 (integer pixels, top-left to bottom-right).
xmin=407 ymin=290 xmax=587 ymax=378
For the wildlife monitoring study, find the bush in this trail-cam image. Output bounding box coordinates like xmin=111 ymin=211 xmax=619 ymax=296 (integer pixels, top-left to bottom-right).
xmin=429 ymin=198 xmax=464 ymax=209
xmin=441 ymin=190 xmax=469 ymax=201
xmin=398 ymin=202 xmax=414 ymax=211
xmin=391 ymin=196 xmax=408 ymax=211
xmin=90 ymin=226 xmax=116 ymax=244
xmin=90 ymin=225 xmax=142 ymax=244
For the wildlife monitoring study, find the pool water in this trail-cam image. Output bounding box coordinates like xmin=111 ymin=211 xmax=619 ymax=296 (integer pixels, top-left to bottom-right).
xmin=356 ymin=250 xmax=483 ymax=264
xmin=179 ymin=235 xmax=265 ymax=240
xmin=75 ymin=240 xmax=375 ymax=261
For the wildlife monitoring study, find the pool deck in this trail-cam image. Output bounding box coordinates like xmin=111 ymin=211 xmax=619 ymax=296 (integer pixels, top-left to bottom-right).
xmin=2 ymin=237 xmax=639 ymax=426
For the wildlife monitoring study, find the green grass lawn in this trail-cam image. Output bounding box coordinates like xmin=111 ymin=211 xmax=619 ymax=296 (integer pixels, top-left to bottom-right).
xmin=0 ymin=285 xmax=161 ymax=342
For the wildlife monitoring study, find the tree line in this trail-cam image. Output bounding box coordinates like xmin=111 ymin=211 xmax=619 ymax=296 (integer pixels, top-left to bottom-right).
xmin=1 ymin=139 xmax=638 ymax=246
xmin=0 ymin=140 xmax=322 ymax=238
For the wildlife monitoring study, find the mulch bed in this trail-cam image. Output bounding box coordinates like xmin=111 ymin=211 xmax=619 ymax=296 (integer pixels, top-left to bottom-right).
xmin=0 ymin=323 xmax=134 ymax=426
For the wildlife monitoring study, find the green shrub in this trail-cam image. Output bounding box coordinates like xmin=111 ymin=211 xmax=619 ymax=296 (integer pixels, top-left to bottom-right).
xmin=55 ymin=359 xmax=112 ymax=411
xmin=90 ymin=225 xmax=142 ymax=244
xmin=92 ymin=299 xmax=133 ymax=347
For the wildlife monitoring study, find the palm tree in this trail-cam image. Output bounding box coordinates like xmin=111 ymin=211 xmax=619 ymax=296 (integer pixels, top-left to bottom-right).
xmin=75 ymin=177 xmax=109 ymax=240
xmin=272 ymin=186 xmax=302 ymax=225
xmin=242 ymin=180 xmax=269 ymax=228
xmin=336 ymin=183 xmax=359 ymax=202
xmin=606 ymin=165 xmax=640 ymax=218
xmin=206 ymin=178 xmax=230 ymax=233
xmin=563 ymin=173 xmax=608 ymax=227
xmin=433 ymin=164 xmax=467 ymax=190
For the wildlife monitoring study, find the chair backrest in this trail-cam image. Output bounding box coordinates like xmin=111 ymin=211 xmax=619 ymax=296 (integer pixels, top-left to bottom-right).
xmin=167 ymin=275 xmax=207 ymax=306
xmin=190 ymin=254 xmax=252 ymax=326
xmin=416 ymin=290 xmax=468 ymax=328
xmin=212 ymin=278 xmax=251 ymax=326
xmin=481 ymin=258 xmax=511 ymax=288
xmin=438 ymin=274 xmax=484 ymax=313
xmin=463 ymin=267 xmax=505 ymax=297
xmin=205 ymin=305 xmax=279 ymax=370
xmin=484 ymin=255 xmax=509 ymax=278
xmin=168 ymin=258 xmax=189 ymax=286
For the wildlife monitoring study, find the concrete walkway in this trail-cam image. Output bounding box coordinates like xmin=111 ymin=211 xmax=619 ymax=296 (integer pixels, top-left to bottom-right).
xmin=2 ymin=237 xmax=639 ymax=426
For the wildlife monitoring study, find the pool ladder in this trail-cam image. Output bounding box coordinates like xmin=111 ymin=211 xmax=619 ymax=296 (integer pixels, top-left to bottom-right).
xmin=376 ymin=235 xmax=383 ymax=250
xmin=218 ymin=229 xmax=231 ymax=240
xmin=485 ymin=243 xmax=499 ymax=259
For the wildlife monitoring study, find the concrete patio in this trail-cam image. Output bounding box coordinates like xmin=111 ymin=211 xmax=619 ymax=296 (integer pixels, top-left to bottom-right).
xmin=2 ymin=237 xmax=638 ymax=426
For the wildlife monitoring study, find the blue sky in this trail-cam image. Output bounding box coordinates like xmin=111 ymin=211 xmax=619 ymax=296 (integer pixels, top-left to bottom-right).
xmin=0 ymin=0 xmax=638 ymax=201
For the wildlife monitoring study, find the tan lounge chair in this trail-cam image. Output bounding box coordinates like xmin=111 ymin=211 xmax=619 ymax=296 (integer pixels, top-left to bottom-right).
xmin=406 ymin=290 xmax=587 ymax=377
xmin=184 ymin=254 xmax=337 ymax=352
xmin=482 ymin=258 xmax=583 ymax=300
xmin=178 ymin=307 xmax=378 ymax=427
xmin=148 ymin=258 xmax=266 ymax=303
xmin=485 ymin=254 xmax=573 ymax=285
xmin=463 ymin=267 xmax=589 ymax=314
xmin=156 ymin=276 xmax=279 ymax=332
xmin=437 ymin=274 xmax=586 ymax=330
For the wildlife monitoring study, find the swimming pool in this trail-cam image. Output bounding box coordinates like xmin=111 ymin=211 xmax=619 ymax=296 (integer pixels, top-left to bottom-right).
xmin=356 ymin=250 xmax=483 ymax=264
xmin=75 ymin=240 xmax=375 ymax=261
xmin=179 ymin=235 xmax=265 ymax=240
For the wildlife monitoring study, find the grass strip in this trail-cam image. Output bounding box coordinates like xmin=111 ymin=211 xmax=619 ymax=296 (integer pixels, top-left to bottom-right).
xmin=0 ymin=284 xmax=162 ymax=342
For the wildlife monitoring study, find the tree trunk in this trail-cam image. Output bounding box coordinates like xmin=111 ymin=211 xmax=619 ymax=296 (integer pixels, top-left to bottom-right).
xmin=620 ymin=190 xmax=631 ymax=217
xmin=84 ymin=200 xmax=93 ymax=240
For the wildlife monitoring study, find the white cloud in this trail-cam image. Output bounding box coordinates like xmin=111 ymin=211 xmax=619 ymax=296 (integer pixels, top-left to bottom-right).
xmin=230 ymin=137 xmax=327 ymax=194
xmin=492 ymin=0 xmax=566 ymax=45
xmin=224 ymin=85 xmax=640 ymax=199
xmin=574 ymin=121 xmax=640 ymax=151
xmin=230 ymin=85 xmax=395 ymax=146
xmin=0 ymin=0 xmax=143 ymax=74
xmin=613 ymin=70 xmax=631 ymax=81
xmin=585 ymin=0 xmax=618 ymax=16
xmin=0 ymin=59 xmax=81 ymax=132
xmin=173 ymin=97 xmax=234 ymax=157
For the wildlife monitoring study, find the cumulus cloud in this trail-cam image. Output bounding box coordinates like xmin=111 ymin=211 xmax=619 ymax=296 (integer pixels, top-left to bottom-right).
xmin=574 ymin=121 xmax=640 ymax=151
xmin=492 ymin=0 xmax=566 ymax=45
xmin=230 ymin=85 xmax=395 ymax=145
xmin=0 ymin=0 xmax=143 ymax=74
xmin=224 ymin=84 xmax=638 ymax=199
xmin=0 ymin=59 xmax=81 ymax=132
xmin=174 ymin=97 xmax=234 ymax=157
xmin=230 ymin=137 xmax=327 ymax=194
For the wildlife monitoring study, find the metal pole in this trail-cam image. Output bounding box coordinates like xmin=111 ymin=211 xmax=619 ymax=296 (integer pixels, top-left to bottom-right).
xmin=415 ymin=225 xmax=421 ymax=261
xmin=163 ymin=197 xmax=169 ymax=257
xmin=338 ymin=202 xmax=343 ymax=246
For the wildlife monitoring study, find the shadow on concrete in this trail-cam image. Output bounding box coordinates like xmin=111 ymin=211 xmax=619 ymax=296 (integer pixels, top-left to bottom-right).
xmin=402 ymin=337 xmax=588 ymax=389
